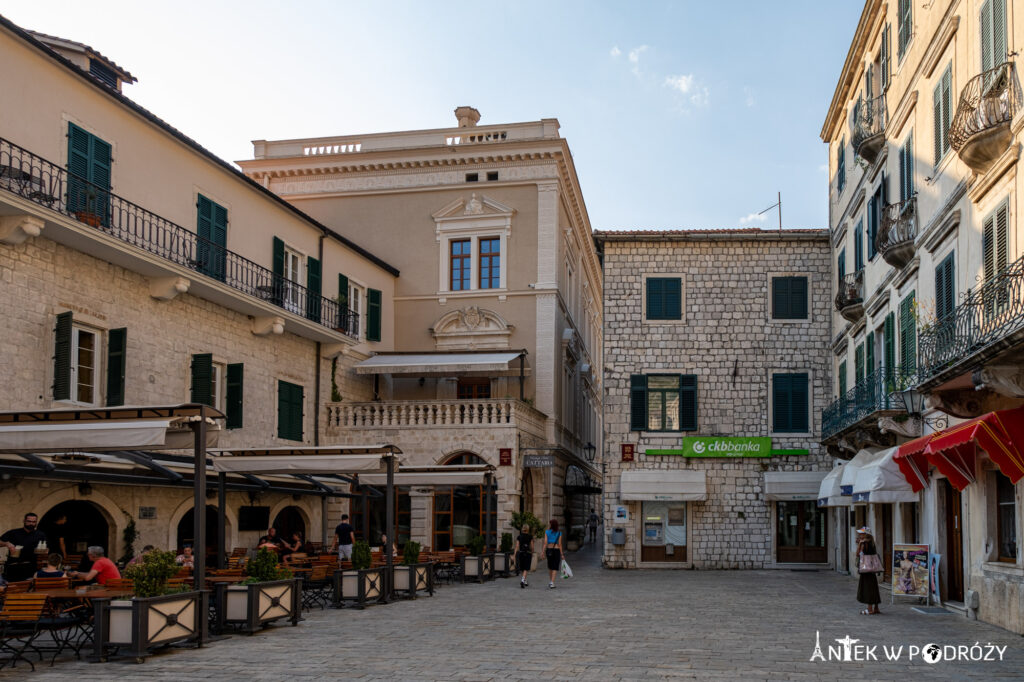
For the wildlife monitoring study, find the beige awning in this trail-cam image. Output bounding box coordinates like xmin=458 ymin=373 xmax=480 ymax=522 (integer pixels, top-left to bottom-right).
xmin=209 ymin=445 xmax=401 ymax=475
xmin=0 ymin=419 xmax=219 ymax=453
xmin=817 ymin=464 xmax=846 ymax=507
xmin=840 ymin=447 xmax=887 ymax=504
xmin=764 ymin=471 xmax=829 ymax=501
xmin=354 ymin=352 xmax=524 ymax=375
xmin=620 ymin=470 xmax=707 ymax=501
xmin=853 ymin=447 xmax=919 ymax=504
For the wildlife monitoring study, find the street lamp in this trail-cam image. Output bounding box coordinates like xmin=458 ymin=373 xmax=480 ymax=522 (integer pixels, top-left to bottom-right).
xmin=898 ymin=387 xmax=925 ymax=416
xmin=583 ymin=442 xmax=596 ymax=463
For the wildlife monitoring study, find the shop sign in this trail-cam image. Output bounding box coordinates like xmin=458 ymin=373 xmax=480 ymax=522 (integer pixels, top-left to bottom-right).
xmin=621 ymin=444 xmax=635 ymax=462
xmin=648 ymin=436 xmax=773 ymax=457
xmin=499 ymin=448 xmax=512 ymax=466
xmin=523 ymin=454 xmax=554 ymax=468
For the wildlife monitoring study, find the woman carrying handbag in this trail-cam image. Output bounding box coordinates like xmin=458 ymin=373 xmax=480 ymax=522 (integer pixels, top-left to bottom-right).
xmin=856 ymin=526 xmax=883 ymax=615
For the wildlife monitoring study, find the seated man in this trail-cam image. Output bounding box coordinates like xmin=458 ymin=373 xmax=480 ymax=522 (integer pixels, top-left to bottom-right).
xmin=257 ymin=527 xmax=282 ymax=553
xmin=67 ymin=546 xmax=120 ymax=585
xmin=175 ymin=545 xmax=195 ymax=568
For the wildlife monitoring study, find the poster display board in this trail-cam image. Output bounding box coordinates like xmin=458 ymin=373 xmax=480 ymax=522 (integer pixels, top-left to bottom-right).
xmin=929 ymin=553 xmax=942 ymax=606
xmin=891 ymin=544 xmax=930 ymax=603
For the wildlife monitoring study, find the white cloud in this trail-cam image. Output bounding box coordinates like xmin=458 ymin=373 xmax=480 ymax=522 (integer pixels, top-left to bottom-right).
xmin=689 ymin=86 xmax=710 ymax=107
xmin=628 ymin=45 xmax=648 ymax=75
xmin=664 ymin=74 xmax=694 ymax=94
xmin=818 ymin=163 xmax=829 ymax=173
xmin=739 ymin=212 xmax=767 ymax=225
xmin=743 ymin=87 xmax=756 ymax=108
xmin=610 ymin=45 xmax=621 ymax=58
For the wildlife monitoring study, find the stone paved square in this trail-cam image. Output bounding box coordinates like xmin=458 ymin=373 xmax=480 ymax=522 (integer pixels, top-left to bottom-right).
xmin=6 ymin=545 xmax=1021 ymax=681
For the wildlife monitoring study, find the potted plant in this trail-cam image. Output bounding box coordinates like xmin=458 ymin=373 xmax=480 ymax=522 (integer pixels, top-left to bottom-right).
xmin=93 ymin=550 xmax=206 ymax=663
xmin=333 ymin=540 xmax=386 ymax=609
xmin=461 ymin=534 xmax=494 ymax=583
xmin=392 ymin=540 xmax=434 ymax=599
xmin=214 ymin=547 xmax=299 ymax=634
xmin=493 ymin=533 xmax=515 ymax=578
xmin=73 ymin=187 xmax=103 ymax=227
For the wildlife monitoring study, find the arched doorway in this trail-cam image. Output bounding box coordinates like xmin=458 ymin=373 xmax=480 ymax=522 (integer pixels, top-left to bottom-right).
xmin=521 ymin=468 xmax=535 ymax=514
xmin=272 ymin=506 xmax=307 ymax=543
xmin=40 ymin=500 xmax=109 ymax=559
xmin=432 ymin=452 xmax=495 ymax=551
xmin=177 ymin=505 xmax=221 ymax=554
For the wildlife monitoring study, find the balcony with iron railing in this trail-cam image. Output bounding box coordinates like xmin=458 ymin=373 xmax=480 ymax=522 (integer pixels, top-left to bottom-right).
xmin=876 ymin=195 xmax=918 ymax=269
xmin=851 ymin=94 xmax=887 ymax=164
xmin=918 ymin=252 xmax=1024 ymax=386
xmin=822 ymin=367 xmax=918 ymax=441
xmin=950 ymin=62 xmax=1021 ymax=175
xmin=0 ymin=136 xmax=359 ymax=339
xmin=835 ymin=269 xmax=865 ymax=323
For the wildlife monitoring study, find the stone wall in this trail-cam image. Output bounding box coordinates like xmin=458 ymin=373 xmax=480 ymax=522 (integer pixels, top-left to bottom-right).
xmin=599 ymin=234 xmax=833 ymax=569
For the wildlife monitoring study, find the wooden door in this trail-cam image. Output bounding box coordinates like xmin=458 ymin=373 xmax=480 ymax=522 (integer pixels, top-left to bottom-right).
xmin=776 ymin=501 xmax=828 ymax=563
xmin=942 ymin=480 xmax=964 ymax=602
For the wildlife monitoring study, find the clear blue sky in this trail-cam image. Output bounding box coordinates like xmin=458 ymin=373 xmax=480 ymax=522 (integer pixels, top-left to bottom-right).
xmin=1 ymin=0 xmax=864 ymax=230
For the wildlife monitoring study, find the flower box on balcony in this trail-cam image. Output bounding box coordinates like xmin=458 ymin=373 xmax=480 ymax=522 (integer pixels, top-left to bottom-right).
xmin=74 ymin=210 xmax=102 ymax=227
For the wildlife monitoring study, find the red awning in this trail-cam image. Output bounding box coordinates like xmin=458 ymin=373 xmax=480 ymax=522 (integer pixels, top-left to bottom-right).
xmin=894 ymin=433 xmax=935 ymax=492
xmin=924 ymin=406 xmax=1024 ymax=490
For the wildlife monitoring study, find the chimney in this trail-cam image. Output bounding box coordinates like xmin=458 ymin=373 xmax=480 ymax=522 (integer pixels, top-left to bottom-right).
xmin=454 ymin=106 xmax=481 ymax=128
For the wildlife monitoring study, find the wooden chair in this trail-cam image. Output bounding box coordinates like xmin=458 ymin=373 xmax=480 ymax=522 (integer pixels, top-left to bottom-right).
xmin=300 ymin=565 xmax=331 ymax=611
xmin=31 ymin=577 xmax=70 ymax=591
xmin=0 ymin=593 xmax=49 ymax=671
xmin=104 ymin=578 xmax=133 ymax=591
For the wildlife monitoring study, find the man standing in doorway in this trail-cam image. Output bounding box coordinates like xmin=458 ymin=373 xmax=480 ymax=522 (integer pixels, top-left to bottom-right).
xmin=333 ymin=514 xmax=355 ymax=562
xmin=587 ymin=509 xmax=599 ymax=544
xmin=1 ymin=512 xmax=48 ymax=581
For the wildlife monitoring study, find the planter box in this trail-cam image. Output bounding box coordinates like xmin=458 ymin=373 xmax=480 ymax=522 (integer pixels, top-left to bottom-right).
xmin=567 ymin=540 xmax=580 ymax=552
xmin=93 ymin=591 xmax=207 ymax=663
xmin=393 ymin=562 xmax=434 ymax=599
xmin=461 ymin=553 xmax=494 ymax=583
xmin=493 ymin=552 xmax=514 ymax=578
xmin=214 ymin=578 xmax=301 ymax=634
xmin=332 ymin=567 xmax=386 ymax=609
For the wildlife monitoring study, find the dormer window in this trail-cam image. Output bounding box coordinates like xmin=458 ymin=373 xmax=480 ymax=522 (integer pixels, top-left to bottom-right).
xmin=89 ymin=59 xmax=118 ymax=89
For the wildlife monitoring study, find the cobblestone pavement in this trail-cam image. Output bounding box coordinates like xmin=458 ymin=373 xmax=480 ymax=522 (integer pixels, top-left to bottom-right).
xmin=6 ymin=543 xmax=1023 ymax=681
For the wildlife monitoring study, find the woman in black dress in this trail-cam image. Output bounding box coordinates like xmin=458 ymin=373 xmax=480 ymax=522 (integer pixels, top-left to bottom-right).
xmin=856 ymin=527 xmax=882 ymax=614
xmin=516 ymin=525 xmax=534 ymax=588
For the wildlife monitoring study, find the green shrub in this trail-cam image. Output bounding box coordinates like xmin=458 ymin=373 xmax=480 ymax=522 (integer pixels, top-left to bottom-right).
xmin=500 ymin=532 xmax=514 ymax=553
xmin=351 ymin=540 xmax=372 ymax=570
xmin=511 ymin=510 xmax=546 ymax=538
xmin=467 ymin=534 xmax=486 ymax=556
xmin=243 ymin=547 xmax=291 ymax=584
xmin=124 ymin=549 xmax=179 ymax=598
xmin=402 ymin=540 xmax=421 ymax=566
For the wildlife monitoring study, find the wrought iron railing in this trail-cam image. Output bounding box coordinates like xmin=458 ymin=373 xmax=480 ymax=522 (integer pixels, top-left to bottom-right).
xmin=851 ymin=94 xmax=887 ymax=155
xmin=876 ymin=196 xmax=917 ymax=268
xmin=834 ymin=270 xmax=864 ymax=313
xmin=0 ymin=136 xmax=358 ymax=337
xmin=949 ymin=62 xmax=1021 ymax=152
xmin=918 ymin=252 xmax=1024 ymax=381
xmin=822 ymin=366 xmax=917 ymax=440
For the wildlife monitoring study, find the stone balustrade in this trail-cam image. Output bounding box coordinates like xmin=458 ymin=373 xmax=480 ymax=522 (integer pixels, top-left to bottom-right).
xmin=325 ymin=399 xmax=545 ymax=433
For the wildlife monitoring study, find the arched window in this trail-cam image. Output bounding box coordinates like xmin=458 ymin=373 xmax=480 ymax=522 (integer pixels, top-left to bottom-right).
xmin=432 ymin=452 xmax=495 ymax=551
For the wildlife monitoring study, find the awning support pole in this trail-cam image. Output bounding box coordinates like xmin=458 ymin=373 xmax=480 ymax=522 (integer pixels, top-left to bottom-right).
xmin=485 ymin=473 xmax=494 ymax=552
xmin=519 ymin=354 xmax=525 ymax=401
xmin=191 ymin=406 xmax=208 ymax=646
xmin=385 ymin=455 xmax=395 ymax=602
xmin=217 ymin=472 xmax=226 ymax=570
xmin=321 ymin=496 xmax=329 ymax=547
xmin=361 ymin=489 xmax=369 ymax=541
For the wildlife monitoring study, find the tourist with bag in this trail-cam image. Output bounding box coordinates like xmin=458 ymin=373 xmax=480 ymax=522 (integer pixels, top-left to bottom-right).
xmin=516 ymin=524 xmax=534 ymax=588
xmin=544 ymin=519 xmax=563 ymax=589
xmin=856 ymin=526 xmax=882 ymax=615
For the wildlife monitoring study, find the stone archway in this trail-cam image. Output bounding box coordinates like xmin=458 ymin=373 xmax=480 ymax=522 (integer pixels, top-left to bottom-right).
xmin=40 ymin=500 xmax=110 ymax=560
xmin=168 ymin=497 xmax=238 ymax=553
xmin=33 ymin=487 xmax=123 ymax=559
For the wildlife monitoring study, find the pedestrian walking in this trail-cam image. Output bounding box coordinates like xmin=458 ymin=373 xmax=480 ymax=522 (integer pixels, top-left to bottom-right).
xmin=516 ymin=524 xmax=534 ymax=588
xmin=333 ymin=514 xmax=355 ymax=562
xmin=586 ymin=509 xmax=599 ymax=544
xmin=855 ymin=526 xmax=882 ymax=615
xmin=544 ymin=519 xmax=563 ymax=589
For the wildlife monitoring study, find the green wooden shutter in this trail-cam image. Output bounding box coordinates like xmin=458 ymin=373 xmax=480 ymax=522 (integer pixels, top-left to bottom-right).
xmin=941 ymin=67 xmax=952 ymax=158
xmin=935 ymin=253 xmax=955 ymax=321
xmin=105 ymin=327 xmax=127 ymax=406
xmin=984 ymin=202 xmax=1009 ymax=279
xmin=904 ymin=134 xmax=914 ymax=199
xmin=838 ymin=361 xmax=847 ymax=397
xmin=791 ymin=374 xmax=809 ymax=432
xmin=306 ymin=256 xmax=322 ymax=323
xmin=855 ymin=344 xmax=865 ymax=383
xmin=226 ymin=363 xmax=244 ymax=429
xmin=67 ymin=124 xmax=90 ymax=213
xmin=664 ymin=278 xmax=682 ymax=319
xmin=773 ymin=374 xmax=791 ymax=432
xmin=337 ymin=273 xmax=349 ymax=308
xmin=629 ymin=375 xmax=647 ymax=431
xmin=880 ymin=24 xmax=890 ymax=91
xmin=900 ymin=292 xmax=916 ymax=372
xmin=278 ymin=381 xmax=303 ymax=441
xmin=679 ymin=375 xmax=698 ymax=431
xmin=53 ymin=311 xmax=73 ymax=400
xmin=898 ymin=0 xmax=911 ymax=58
xmin=367 ymin=288 xmax=382 ymax=342
xmin=993 ymin=0 xmax=1007 ymax=70
xmin=837 ymin=138 xmax=846 ymax=192
xmin=866 ymin=337 xmax=875 ymax=378
xmin=196 ymin=195 xmax=227 ymax=280
xmin=933 ymin=81 xmax=943 ymax=166
xmin=646 ymin=278 xmax=663 ymax=319
xmin=854 ymin=221 xmax=864 ymax=271
xmin=772 ymin=277 xmax=788 ymax=318
xmin=838 ymin=249 xmax=846 ymax=284
xmin=190 ymin=353 xmax=213 ymax=406
xmin=791 ymin=277 xmax=808 ymax=319
xmin=883 ymin=313 xmax=895 ymax=372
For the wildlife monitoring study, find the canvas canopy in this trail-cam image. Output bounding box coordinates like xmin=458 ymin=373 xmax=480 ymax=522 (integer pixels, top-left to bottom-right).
xmin=354 ymin=352 xmax=523 ymax=375
xmin=620 ymin=470 xmax=706 ymax=501
xmin=764 ymin=471 xmax=828 ymax=501
xmin=852 ymin=447 xmax=919 ymax=503
xmin=209 ymin=445 xmax=401 ymax=475
xmin=359 ymin=464 xmax=492 ymax=486
xmin=839 ymin=447 xmax=886 ymax=499
xmin=817 ymin=464 xmax=846 ymax=507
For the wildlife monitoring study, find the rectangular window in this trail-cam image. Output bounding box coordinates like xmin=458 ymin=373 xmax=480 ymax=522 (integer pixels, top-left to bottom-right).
xmin=838 ymin=249 xmax=846 ymax=285
xmin=982 ymin=201 xmax=1010 ymax=320
xmin=486 ymin=171 xmax=499 ymax=181
xmin=855 ymin=344 xmax=865 ymax=383
xmin=980 ymin=0 xmax=1008 ymax=74
xmin=897 ymin=0 xmax=912 ymax=60
xmin=646 ymin=277 xmax=682 ymax=321
xmin=935 ymin=252 xmax=956 ymax=322
xmin=933 ymin=64 xmax=952 ymax=165
xmin=899 ymin=291 xmax=916 ymax=372
xmin=348 ymin=282 xmax=363 ymax=338
xmin=450 ymin=239 xmax=471 ymax=291
xmin=105 ymin=327 xmax=126 ymax=407
xmin=72 ymin=326 xmax=98 ymax=405
xmin=771 ymin=276 xmax=808 ymax=320
xmin=226 ymin=363 xmax=244 ymax=429
xmin=196 ymin=195 xmax=228 ymax=281
xmin=773 ymin=373 xmax=809 ymax=433
xmin=88 ymin=59 xmax=118 ymax=89
xmin=190 ymin=353 xmax=225 ymax=411
xmin=66 ymin=122 xmax=111 ymax=225
xmin=838 ymin=360 xmax=847 ymax=397
xmin=899 ymin=134 xmax=914 ymax=201
xmin=883 ymin=312 xmax=896 ymax=371
xmin=457 ymin=377 xmax=491 ymax=400
xmin=465 ymin=173 xmax=478 ymax=182
xmin=996 ymin=473 xmax=1018 ymax=562
xmin=630 ymin=374 xmax=697 ymax=432
xmin=283 ymin=246 xmax=303 ymax=313
xmin=479 ymin=237 xmax=500 ymax=289
xmin=867 ymin=187 xmax=881 ymax=260
xmin=277 ymin=380 xmax=304 ymax=442
xmin=837 ymin=137 xmax=846 ymax=193
xmin=880 ymin=24 xmax=891 ymax=91
xmin=366 ymin=288 xmax=382 ymax=342
xmin=854 ymin=221 xmax=864 ymax=271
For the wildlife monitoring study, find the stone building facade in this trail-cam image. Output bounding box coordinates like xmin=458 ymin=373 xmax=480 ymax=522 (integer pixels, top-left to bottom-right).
xmin=595 ymin=229 xmax=833 ymax=569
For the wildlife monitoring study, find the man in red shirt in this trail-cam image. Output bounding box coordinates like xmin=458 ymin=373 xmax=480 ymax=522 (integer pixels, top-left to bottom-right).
xmin=68 ymin=546 xmax=121 ymax=585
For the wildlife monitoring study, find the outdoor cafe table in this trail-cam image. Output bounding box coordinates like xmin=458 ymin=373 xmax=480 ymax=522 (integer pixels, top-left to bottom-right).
xmin=38 ymin=588 xmax=134 ymax=601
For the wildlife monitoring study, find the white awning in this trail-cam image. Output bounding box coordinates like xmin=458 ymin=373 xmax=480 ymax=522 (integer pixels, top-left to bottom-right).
xmin=360 ymin=471 xmax=489 ymax=486
xmin=817 ymin=464 xmax=847 ymax=507
xmin=852 ymin=447 xmax=919 ymax=504
xmin=0 ymin=419 xmax=219 ymax=453
xmin=764 ymin=471 xmax=828 ymax=501
xmin=620 ymin=470 xmax=706 ymax=501
xmin=210 ymin=454 xmax=388 ymax=475
xmin=354 ymin=352 xmax=523 ymax=375
xmin=839 ymin=447 xmax=886 ymax=502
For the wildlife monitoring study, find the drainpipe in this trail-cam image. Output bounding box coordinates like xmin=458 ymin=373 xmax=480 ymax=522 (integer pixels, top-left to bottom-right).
xmin=314 ymin=235 xmax=325 ymax=446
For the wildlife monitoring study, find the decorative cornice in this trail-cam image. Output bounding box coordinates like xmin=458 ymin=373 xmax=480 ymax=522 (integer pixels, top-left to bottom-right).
xmin=922 ymin=15 xmax=960 ymax=78
xmin=887 ymin=90 xmax=919 ymax=139
xmin=865 ymin=287 xmax=891 ymax=317
xmin=921 ymin=208 xmax=961 ymax=254
xmin=968 ymin=143 xmax=1021 ymax=204
xmin=893 ymin=255 xmax=920 ymax=291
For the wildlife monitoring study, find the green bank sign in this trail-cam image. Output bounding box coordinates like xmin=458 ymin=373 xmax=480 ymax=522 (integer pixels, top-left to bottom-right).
xmin=650 ymin=437 xmax=773 ymax=458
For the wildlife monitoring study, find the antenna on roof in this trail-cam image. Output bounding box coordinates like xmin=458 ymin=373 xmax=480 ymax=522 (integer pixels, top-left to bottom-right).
xmin=758 ymin=191 xmax=782 ymax=234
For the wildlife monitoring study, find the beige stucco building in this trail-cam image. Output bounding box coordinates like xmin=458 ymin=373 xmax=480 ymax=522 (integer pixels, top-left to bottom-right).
xmin=238 ymin=108 xmax=603 ymax=549
xmin=821 ymin=0 xmax=1023 ymax=633
xmin=0 ymin=18 xmax=399 ymax=561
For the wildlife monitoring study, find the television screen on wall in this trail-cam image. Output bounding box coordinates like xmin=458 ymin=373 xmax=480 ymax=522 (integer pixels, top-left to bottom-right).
xmin=238 ymin=506 xmax=270 ymax=531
